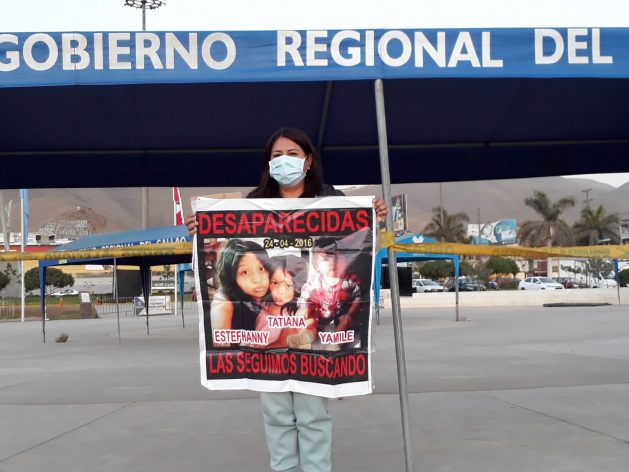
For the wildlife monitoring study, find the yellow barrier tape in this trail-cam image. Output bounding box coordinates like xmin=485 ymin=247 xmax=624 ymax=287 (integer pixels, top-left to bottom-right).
xmin=380 ymin=231 xmax=629 ymax=259
xmin=1 ymin=234 xmax=626 ymax=263
xmin=0 ymin=242 xmax=193 ymax=262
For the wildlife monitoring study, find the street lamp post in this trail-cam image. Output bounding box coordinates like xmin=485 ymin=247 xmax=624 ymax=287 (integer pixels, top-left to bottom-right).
xmin=124 ymin=1 xmax=165 ymax=228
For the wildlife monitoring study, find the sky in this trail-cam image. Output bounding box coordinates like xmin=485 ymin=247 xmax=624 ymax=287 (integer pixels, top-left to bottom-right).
xmin=1 ymin=0 xmax=629 ymax=187
xmin=2 ymin=0 xmax=629 ymax=32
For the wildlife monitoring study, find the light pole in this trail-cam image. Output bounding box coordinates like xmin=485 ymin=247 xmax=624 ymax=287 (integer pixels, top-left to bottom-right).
xmin=582 ymin=187 xmax=593 ymax=209
xmin=124 ymin=1 xmax=165 ymax=228
xmin=439 ymin=182 xmax=444 ymax=242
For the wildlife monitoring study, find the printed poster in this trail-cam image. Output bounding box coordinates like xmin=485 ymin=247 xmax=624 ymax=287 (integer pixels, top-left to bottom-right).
xmin=467 ymin=219 xmax=518 ymax=245
xmin=193 ymin=196 xmax=375 ymax=398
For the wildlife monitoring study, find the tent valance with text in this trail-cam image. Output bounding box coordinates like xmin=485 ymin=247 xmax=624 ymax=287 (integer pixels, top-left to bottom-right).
xmin=1 ymin=28 xmax=629 ymax=87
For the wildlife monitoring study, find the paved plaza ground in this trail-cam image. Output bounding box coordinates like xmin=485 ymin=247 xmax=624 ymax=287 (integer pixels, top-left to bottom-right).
xmin=1 ymin=304 xmax=629 ymax=471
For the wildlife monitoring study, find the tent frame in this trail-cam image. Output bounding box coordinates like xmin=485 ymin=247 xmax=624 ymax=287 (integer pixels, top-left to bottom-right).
xmin=375 ymin=78 xmax=413 ymax=471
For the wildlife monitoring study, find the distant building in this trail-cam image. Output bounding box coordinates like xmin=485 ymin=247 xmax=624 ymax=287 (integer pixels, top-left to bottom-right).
xmin=38 ymin=219 xmax=94 ymax=241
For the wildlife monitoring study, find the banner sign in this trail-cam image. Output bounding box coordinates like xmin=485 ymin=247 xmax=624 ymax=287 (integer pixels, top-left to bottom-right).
xmin=467 ymin=218 xmax=517 ymax=245
xmin=391 ymin=194 xmax=407 ymax=233
xmin=133 ymin=295 xmax=172 ymax=316
xmin=193 ymin=196 xmax=376 ymax=398
xmin=1 ymin=28 xmax=628 ymax=88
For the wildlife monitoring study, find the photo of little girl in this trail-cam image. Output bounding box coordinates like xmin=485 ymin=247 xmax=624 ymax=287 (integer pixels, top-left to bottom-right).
xmin=297 ymin=235 xmax=370 ymax=351
xmin=253 ymin=254 xmax=313 ymax=349
xmin=208 ymin=238 xmax=270 ymax=347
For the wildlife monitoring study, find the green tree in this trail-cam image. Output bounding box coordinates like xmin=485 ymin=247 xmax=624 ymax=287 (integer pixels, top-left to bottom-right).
xmin=0 ymin=272 xmax=8 ymax=291
xmin=470 ymin=262 xmax=492 ymax=282
xmin=24 ymin=268 xmax=38 ymax=293
xmin=560 ymin=264 xmax=582 ymax=276
xmin=3 ymin=263 xmax=18 ymax=280
xmin=0 ymin=263 xmax=18 ymax=291
xmin=423 ymin=207 xmax=470 ymax=243
xmin=459 ymin=261 xmax=475 ymax=276
xmin=586 ymin=257 xmax=612 ymax=275
xmin=518 ymin=191 xmax=576 ymax=247
xmin=24 ymin=267 xmax=74 ymax=293
xmin=415 ymin=260 xmax=474 ymax=280
xmin=485 ymin=257 xmax=519 ymax=276
xmin=573 ymin=205 xmax=620 ymax=245
xmin=415 ymin=260 xmax=452 ymax=280
xmin=620 ymin=270 xmax=629 ymax=287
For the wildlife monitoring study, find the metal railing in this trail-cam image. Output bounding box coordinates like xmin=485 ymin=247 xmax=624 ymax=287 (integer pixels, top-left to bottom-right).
xmin=94 ymin=296 xmax=197 ymax=317
xmin=0 ymin=298 xmax=15 ymax=320
xmin=94 ymin=296 xmax=135 ymax=317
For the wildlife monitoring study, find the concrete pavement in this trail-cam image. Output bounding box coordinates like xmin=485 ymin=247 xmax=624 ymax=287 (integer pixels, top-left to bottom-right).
xmin=1 ymin=304 xmax=629 ymax=471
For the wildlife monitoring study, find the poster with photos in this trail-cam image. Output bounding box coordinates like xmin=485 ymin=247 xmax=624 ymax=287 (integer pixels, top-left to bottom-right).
xmin=193 ymin=196 xmax=375 ymax=398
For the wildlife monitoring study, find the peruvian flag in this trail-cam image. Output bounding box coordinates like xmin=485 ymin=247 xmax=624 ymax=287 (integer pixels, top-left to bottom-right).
xmin=173 ymin=187 xmax=184 ymax=225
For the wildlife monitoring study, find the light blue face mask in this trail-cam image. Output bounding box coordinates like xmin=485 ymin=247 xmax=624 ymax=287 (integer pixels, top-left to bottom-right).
xmin=268 ymin=155 xmax=307 ymax=187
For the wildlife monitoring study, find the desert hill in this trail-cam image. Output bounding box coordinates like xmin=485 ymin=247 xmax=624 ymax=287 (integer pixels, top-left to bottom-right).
xmin=0 ymin=176 xmax=627 ymax=236
xmin=345 ymin=176 xmax=627 ymax=232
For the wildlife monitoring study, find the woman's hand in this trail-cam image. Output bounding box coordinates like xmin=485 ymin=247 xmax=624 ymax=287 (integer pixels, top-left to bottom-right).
xmin=373 ymin=198 xmax=388 ymax=225
xmin=185 ymin=213 xmax=198 ymax=236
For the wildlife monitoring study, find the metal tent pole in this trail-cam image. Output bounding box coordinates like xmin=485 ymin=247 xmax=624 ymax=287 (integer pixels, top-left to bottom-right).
xmin=179 ymin=268 xmax=185 ymax=328
xmin=614 ymin=259 xmax=621 ymax=305
xmin=454 ymin=259 xmax=460 ymax=322
xmin=114 ymin=258 xmax=121 ymax=345
xmin=174 ymin=265 xmax=178 ymax=318
xmin=374 ymin=79 xmax=414 ymax=472
xmin=139 ymin=261 xmax=151 ymax=335
xmin=39 ymin=265 xmax=47 ymax=343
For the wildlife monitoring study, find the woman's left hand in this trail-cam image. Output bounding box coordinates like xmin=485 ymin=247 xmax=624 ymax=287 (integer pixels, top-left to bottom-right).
xmin=373 ymin=198 xmax=388 ymax=225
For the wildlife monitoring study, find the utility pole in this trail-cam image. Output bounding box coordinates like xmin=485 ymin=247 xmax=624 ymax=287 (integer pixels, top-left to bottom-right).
xmin=439 ymin=182 xmax=444 ymax=242
xmin=0 ymin=193 xmax=12 ymax=252
xmin=124 ymin=1 xmax=165 ymax=228
xmin=582 ymin=188 xmax=593 ymax=209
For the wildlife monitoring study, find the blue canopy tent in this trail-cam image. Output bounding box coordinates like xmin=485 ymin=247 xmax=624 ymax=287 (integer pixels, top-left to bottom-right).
xmin=373 ymin=233 xmax=460 ymax=309
xmin=1 ymin=29 xmax=629 ymax=189
xmin=40 ymin=225 xmax=192 ymax=338
xmin=4 ymin=27 xmax=629 ymax=471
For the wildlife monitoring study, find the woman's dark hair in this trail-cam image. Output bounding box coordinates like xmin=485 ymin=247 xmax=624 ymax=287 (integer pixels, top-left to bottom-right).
xmin=266 ymin=254 xmax=309 ymax=315
xmin=217 ymin=239 xmax=269 ymax=302
xmin=249 ymin=127 xmax=325 ymax=198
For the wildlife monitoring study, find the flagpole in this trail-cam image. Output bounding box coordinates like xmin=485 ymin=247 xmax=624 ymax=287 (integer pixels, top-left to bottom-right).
xmin=20 ymin=189 xmax=28 ymax=323
xmin=173 ymin=187 xmax=178 ymax=319
xmin=173 ymin=187 xmax=184 ymax=322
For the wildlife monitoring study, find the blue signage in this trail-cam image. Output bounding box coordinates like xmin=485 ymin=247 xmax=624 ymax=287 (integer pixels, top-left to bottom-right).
xmin=1 ymin=28 xmax=628 ymax=88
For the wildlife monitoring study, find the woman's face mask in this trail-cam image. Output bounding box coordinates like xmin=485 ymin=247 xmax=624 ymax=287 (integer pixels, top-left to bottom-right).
xmin=269 ymin=155 xmax=307 ymax=187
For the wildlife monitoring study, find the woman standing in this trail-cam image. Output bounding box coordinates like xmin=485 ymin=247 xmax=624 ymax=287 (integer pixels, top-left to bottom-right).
xmin=187 ymin=127 xmax=387 ymax=472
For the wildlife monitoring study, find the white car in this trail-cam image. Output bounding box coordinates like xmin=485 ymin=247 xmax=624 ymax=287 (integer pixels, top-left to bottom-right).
xmin=518 ymin=277 xmax=564 ymax=290
xmin=412 ymin=279 xmax=445 ymax=293
xmin=50 ymin=288 xmax=80 ymax=296
xmin=590 ymin=276 xmax=618 ymax=288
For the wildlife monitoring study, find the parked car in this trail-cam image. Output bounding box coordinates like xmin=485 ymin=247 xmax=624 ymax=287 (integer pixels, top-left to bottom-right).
xmin=555 ymin=277 xmax=588 ymax=289
xmin=445 ymin=277 xmax=486 ymax=292
xmin=491 ymin=277 xmax=521 ymax=290
xmin=518 ymin=277 xmax=564 ymax=290
xmin=412 ymin=279 xmax=445 ymax=293
xmin=50 ymin=288 xmax=79 ymax=296
xmin=589 ymin=273 xmax=618 ymax=288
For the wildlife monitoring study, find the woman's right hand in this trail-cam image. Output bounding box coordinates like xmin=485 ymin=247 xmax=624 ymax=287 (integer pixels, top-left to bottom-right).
xmin=185 ymin=213 xmax=198 ymax=236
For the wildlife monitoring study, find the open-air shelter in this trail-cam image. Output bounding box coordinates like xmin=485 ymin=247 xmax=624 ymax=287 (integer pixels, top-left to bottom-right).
xmin=39 ymin=225 xmax=191 ymax=337
xmin=374 ymin=232 xmax=461 ymax=317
